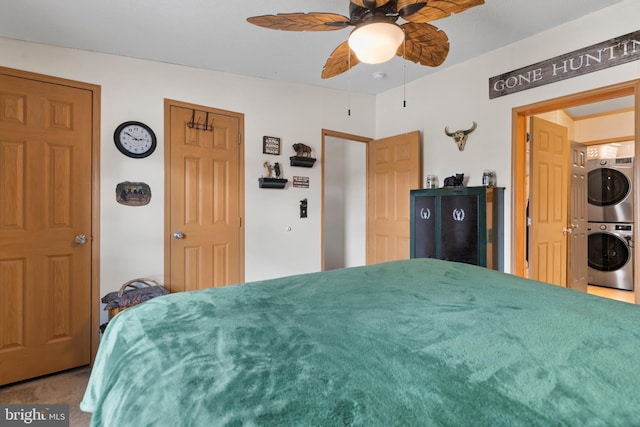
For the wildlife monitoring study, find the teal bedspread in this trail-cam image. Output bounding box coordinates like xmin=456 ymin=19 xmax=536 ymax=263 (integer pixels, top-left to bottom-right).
xmin=81 ymin=259 xmax=640 ymax=426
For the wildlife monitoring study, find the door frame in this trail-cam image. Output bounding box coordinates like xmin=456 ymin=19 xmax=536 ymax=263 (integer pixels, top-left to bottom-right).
xmin=511 ymin=79 xmax=640 ymax=302
xmin=0 ymin=66 xmax=102 ymax=362
xmin=321 ymin=129 xmax=371 ymax=271
xmin=163 ymin=98 xmax=245 ymax=290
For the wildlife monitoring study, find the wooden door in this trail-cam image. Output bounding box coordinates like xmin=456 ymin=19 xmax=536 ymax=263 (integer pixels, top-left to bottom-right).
xmin=569 ymin=141 xmax=588 ymax=292
xmin=165 ymin=101 xmax=244 ymax=292
xmin=366 ymin=131 xmax=421 ymax=264
xmin=529 ymin=117 xmax=570 ymax=286
xmin=0 ymin=72 xmax=94 ymax=385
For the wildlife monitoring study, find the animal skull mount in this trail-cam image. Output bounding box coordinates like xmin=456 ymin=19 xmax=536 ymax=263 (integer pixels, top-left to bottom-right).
xmin=444 ymin=121 xmax=477 ymax=151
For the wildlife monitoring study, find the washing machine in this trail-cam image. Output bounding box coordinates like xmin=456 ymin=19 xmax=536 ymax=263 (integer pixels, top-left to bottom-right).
xmin=588 ymin=222 xmax=634 ymax=291
xmin=588 ymin=157 xmax=634 ymax=223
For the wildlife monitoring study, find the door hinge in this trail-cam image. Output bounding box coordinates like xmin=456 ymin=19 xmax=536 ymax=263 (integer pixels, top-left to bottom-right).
xmin=238 ymin=134 xmax=241 ymax=145
xmin=526 ymin=132 xmax=531 ymax=142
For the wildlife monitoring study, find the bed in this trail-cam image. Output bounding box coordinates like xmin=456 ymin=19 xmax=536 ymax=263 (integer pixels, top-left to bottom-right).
xmin=81 ymin=259 xmax=640 ymax=426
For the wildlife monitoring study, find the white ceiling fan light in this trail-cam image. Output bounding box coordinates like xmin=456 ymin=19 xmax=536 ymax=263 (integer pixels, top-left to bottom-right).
xmin=246 ymin=0 xmax=484 ymax=80
xmin=348 ymin=22 xmax=404 ymax=64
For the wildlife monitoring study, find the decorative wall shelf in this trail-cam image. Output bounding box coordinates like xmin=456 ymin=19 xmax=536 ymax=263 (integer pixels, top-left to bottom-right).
xmin=290 ymin=156 xmax=316 ymax=167
xmin=259 ymin=178 xmax=288 ymax=189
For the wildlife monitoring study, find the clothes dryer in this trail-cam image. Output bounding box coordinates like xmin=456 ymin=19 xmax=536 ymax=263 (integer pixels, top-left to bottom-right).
xmin=587 ymin=157 xmax=634 ymax=223
xmin=588 ymin=222 xmax=633 ymax=291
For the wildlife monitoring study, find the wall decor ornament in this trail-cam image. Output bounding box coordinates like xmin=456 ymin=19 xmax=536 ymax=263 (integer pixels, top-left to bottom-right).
xmin=444 ymin=121 xmax=477 ymax=151
xmin=263 ymin=136 xmax=281 ymax=155
xmin=293 ymin=176 xmax=310 ymax=188
xmin=290 ymin=143 xmax=316 ymax=167
xmin=259 ymin=160 xmax=287 ymax=189
xmin=116 ymin=181 xmax=152 ymax=206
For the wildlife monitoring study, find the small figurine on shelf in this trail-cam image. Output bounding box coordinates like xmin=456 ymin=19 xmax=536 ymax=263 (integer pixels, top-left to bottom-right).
xmin=292 ymin=143 xmax=312 ymax=158
xmin=263 ymin=161 xmax=273 ymax=178
xmin=259 ymin=160 xmax=288 ymax=188
xmin=443 ymin=173 xmax=465 ymax=187
xmin=290 ymin=143 xmax=317 ymax=167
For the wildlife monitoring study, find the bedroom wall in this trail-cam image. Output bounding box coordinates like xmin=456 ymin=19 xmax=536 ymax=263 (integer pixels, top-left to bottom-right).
xmin=0 ymin=37 xmax=374 ymax=310
xmin=0 ymin=0 xmax=637 ymax=306
xmin=375 ymin=0 xmax=640 ymax=271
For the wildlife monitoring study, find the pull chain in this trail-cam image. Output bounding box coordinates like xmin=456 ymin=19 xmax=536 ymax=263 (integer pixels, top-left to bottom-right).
xmin=348 ymin=50 xmax=352 ymax=116
xmin=403 ymin=31 xmax=407 ymax=108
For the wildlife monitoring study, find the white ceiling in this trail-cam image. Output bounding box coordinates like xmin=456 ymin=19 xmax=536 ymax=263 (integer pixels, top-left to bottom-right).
xmin=565 ymin=96 xmax=635 ymax=119
xmin=0 ymin=0 xmax=625 ymax=95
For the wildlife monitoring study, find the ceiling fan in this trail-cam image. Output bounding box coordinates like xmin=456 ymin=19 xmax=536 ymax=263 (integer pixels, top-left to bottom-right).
xmin=247 ymin=0 xmax=485 ymax=79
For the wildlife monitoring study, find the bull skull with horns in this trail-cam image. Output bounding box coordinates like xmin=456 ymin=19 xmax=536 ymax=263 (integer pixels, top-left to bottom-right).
xmin=444 ymin=121 xmax=477 ymax=151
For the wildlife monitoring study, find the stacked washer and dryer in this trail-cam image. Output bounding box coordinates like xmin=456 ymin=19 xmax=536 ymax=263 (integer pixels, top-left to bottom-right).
xmin=587 ymin=157 xmax=634 ymax=291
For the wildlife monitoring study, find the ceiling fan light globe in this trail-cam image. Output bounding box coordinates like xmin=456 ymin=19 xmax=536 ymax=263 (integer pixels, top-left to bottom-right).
xmin=348 ymin=22 xmax=404 ymax=64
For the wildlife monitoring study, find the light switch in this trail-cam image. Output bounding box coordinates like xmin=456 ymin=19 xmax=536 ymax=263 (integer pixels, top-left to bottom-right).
xmin=300 ymin=199 xmax=308 ymax=218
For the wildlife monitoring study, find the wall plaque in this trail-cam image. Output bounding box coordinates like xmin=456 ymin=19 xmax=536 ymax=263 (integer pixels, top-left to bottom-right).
xmin=293 ymin=176 xmax=309 ymax=188
xmin=263 ymin=136 xmax=281 ymax=155
xmin=489 ymin=30 xmax=640 ymax=99
xmin=116 ymin=181 xmax=152 ymax=206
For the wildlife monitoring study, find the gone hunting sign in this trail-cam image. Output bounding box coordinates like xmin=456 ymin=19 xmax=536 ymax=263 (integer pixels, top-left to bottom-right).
xmin=489 ymin=30 xmax=640 ymax=99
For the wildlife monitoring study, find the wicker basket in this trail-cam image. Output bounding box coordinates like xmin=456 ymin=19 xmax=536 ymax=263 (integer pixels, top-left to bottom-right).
xmin=102 ymin=278 xmax=168 ymax=320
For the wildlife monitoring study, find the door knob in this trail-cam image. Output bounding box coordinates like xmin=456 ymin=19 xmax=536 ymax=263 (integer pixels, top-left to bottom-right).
xmin=562 ymin=228 xmax=572 ymax=234
xmin=173 ymin=231 xmax=185 ymax=239
xmin=75 ymin=234 xmax=88 ymax=244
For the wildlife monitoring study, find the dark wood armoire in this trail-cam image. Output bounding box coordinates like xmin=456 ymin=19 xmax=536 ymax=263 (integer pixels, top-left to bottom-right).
xmin=410 ymin=186 xmax=504 ymax=271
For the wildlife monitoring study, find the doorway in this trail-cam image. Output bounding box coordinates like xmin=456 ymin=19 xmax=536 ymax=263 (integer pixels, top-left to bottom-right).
xmin=322 ymin=130 xmax=370 ymax=271
xmin=512 ymin=80 xmax=639 ymax=303
xmin=321 ymin=129 xmax=421 ymax=270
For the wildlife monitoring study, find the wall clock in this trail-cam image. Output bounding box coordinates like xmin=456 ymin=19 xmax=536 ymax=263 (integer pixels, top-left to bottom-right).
xmin=114 ymin=121 xmax=157 ymax=158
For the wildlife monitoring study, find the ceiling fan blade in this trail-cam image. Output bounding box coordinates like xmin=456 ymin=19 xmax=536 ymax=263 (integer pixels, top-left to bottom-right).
xmin=322 ymin=41 xmax=360 ymax=79
xmin=247 ymin=13 xmax=351 ymax=31
xmin=398 ymin=23 xmax=449 ymax=67
xmin=398 ymin=0 xmax=484 ymax=23
xmin=350 ymin=0 xmax=391 ymax=9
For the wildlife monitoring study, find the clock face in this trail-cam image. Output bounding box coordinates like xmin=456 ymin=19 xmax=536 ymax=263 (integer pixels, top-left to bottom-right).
xmin=114 ymin=121 xmax=157 ymax=158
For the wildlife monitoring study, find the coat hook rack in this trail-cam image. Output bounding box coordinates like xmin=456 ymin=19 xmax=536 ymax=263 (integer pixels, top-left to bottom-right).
xmin=187 ymin=110 xmax=214 ymax=132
